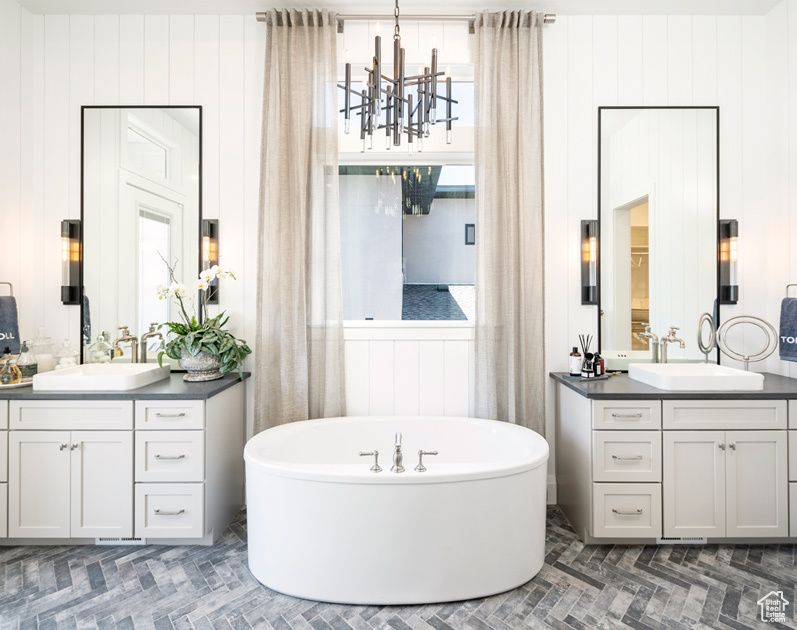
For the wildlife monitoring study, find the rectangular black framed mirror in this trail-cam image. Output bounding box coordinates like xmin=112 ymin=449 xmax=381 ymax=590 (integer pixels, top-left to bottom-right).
xmin=598 ymin=106 xmax=720 ymax=364
xmin=80 ymin=106 xmax=202 ymax=362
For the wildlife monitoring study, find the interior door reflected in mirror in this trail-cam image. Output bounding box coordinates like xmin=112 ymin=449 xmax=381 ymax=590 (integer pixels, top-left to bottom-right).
xmin=81 ymin=107 xmax=201 ymax=363
xmin=598 ymin=107 xmax=719 ymax=364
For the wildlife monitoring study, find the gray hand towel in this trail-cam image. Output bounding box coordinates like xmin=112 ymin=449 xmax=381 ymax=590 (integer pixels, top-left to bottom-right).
xmin=0 ymin=296 xmax=20 ymax=354
xmin=779 ymin=298 xmax=797 ymax=362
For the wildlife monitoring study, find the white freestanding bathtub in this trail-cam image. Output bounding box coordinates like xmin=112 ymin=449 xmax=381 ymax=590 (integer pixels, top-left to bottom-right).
xmin=244 ymin=416 xmax=549 ymax=605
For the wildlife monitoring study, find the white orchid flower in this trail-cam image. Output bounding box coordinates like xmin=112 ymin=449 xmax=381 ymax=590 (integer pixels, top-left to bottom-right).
xmin=195 ymin=279 xmax=209 ymax=292
xmin=171 ymin=282 xmax=189 ymax=298
xmin=200 ymin=268 xmax=217 ymax=283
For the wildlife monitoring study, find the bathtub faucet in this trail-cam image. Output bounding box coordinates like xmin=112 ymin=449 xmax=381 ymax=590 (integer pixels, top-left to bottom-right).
xmin=391 ymin=432 xmax=405 ymax=473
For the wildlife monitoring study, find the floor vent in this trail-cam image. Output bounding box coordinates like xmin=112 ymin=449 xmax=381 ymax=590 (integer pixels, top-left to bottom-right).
xmin=95 ymin=537 xmax=146 ymax=546
xmin=656 ymin=537 xmax=707 ymax=545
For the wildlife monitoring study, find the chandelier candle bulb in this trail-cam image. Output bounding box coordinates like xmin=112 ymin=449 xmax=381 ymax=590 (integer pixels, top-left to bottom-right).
xmin=360 ymin=88 xmax=368 ymax=153
xmin=445 ymin=65 xmax=452 ymax=142
xmin=385 ymin=85 xmax=393 ymax=149
xmin=407 ymin=92 xmax=414 ymax=155
xmin=430 ymin=47 xmax=438 ymax=123
xmin=344 ymin=50 xmax=351 ymax=134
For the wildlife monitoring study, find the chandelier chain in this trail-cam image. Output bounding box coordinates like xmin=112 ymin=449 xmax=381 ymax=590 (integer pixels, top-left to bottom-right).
xmin=394 ymin=0 xmax=400 ymax=40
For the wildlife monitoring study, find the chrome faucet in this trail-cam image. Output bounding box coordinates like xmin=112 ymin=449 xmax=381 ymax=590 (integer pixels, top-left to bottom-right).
xmin=113 ymin=326 xmax=139 ymax=363
xmin=637 ymin=324 xmax=659 ymax=363
xmin=391 ymin=432 xmax=405 ymax=473
xmin=140 ymin=323 xmax=163 ymax=363
xmin=659 ymin=326 xmax=686 ymax=363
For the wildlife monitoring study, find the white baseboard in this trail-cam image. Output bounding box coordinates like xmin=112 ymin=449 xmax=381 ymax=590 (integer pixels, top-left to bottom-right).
xmin=547 ymin=474 xmax=557 ymax=505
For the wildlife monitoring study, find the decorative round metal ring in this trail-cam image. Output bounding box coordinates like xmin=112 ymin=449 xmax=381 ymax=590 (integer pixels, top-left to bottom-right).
xmin=697 ymin=312 xmax=716 ymax=363
xmin=716 ymin=315 xmax=778 ymax=370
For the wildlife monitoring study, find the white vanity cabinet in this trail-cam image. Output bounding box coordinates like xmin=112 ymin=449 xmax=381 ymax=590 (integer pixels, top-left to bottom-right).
xmin=663 ymin=430 xmax=788 ymax=538
xmin=555 ymin=378 xmax=793 ymax=544
xmin=7 ymin=401 xmax=134 ymax=539
xmin=8 ymin=430 xmax=133 ymax=538
xmin=0 ymin=375 xmax=246 ymax=545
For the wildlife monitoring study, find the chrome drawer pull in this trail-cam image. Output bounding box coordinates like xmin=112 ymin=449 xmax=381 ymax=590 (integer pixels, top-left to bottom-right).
xmin=611 ymin=454 xmax=643 ymax=461
xmin=155 ymin=454 xmax=186 ymax=460
xmin=611 ymin=413 xmax=643 ymax=420
xmin=612 ymin=508 xmax=643 ymax=515
xmin=155 ymin=412 xmax=186 ymax=418
xmin=154 ymin=508 xmax=185 ymax=516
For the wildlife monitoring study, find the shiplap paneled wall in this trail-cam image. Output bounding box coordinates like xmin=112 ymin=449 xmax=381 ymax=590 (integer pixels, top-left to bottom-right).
xmin=3 ymin=5 xmax=265 ymax=437
xmin=4 ymin=0 xmax=797 ymax=477
xmin=343 ymin=324 xmax=474 ymax=418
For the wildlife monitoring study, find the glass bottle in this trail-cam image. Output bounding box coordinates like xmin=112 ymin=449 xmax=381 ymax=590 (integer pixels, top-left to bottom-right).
xmin=0 ymin=347 xmax=22 ymax=385
xmin=16 ymin=341 xmax=38 ymax=382
xmin=30 ymin=327 xmax=56 ymax=373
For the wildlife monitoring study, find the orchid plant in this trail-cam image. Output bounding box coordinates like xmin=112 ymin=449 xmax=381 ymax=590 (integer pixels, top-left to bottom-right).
xmin=156 ymin=257 xmax=251 ymax=377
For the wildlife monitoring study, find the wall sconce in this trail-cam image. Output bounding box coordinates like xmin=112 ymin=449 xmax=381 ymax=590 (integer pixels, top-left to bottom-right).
xmin=202 ymin=219 xmax=219 ymax=304
xmin=719 ymin=219 xmax=739 ymax=304
xmin=581 ymin=220 xmax=598 ymax=305
xmin=61 ymin=219 xmax=81 ymax=305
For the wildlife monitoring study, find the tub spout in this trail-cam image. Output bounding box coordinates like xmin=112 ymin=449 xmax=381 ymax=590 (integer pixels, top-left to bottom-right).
xmin=392 ymin=432 xmax=405 ymax=473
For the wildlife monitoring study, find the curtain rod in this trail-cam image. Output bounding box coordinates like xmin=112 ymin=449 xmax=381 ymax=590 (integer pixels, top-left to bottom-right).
xmin=255 ymin=12 xmax=556 ymax=33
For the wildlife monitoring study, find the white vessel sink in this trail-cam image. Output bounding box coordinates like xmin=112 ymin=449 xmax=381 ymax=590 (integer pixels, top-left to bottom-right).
xmin=628 ymin=363 xmax=764 ymax=391
xmin=33 ymin=363 xmax=171 ymax=391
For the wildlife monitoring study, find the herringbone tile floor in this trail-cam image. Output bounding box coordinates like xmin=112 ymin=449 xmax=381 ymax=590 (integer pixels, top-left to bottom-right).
xmin=0 ymin=507 xmax=795 ymax=630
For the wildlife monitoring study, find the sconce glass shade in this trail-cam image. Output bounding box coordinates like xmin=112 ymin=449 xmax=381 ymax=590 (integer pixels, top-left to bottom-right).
xmin=201 ymin=219 xmax=219 ymax=305
xmin=61 ymin=219 xmax=81 ymax=305
xmin=581 ymin=219 xmax=598 ymax=305
xmin=719 ymin=219 xmax=738 ymax=304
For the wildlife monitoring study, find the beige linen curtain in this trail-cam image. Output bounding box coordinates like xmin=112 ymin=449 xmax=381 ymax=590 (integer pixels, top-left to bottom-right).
xmin=254 ymin=9 xmax=345 ymax=433
xmin=473 ymin=10 xmax=545 ymax=434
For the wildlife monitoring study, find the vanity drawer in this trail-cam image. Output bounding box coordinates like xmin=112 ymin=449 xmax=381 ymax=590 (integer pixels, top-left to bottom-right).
xmin=592 ymin=431 xmax=661 ymax=482
xmin=10 ymin=400 xmax=133 ymax=430
xmin=135 ymin=401 xmax=204 ymax=430
xmin=592 ymin=400 xmax=661 ymax=430
xmin=0 ymin=432 xmax=7 ymax=483
xmin=663 ymin=400 xmax=787 ymax=430
xmin=0 ymin=483 xmax=6 ymax=538
xmin=593 ymin=483 xmax=662 ymax=539
xmin=135 ymin=431 xmax=204 ymax=482
xmin=790 ymin=401 xmax=797 ymax=429
xmin=0 ymin=401 xmax=7 ymax=429
xmin=789 ymin=432 xmax=797 ymax=482
xmin=135 ymin=483 xmax=204 ymax=538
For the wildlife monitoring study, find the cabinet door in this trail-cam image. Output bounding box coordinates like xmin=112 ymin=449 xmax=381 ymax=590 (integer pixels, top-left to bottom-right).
xmin=70 ymin=431 xmax=133 ymax=538
xmin=663 ymin=431 xmax=725 ymax=538
xmin=725 ymin=431 xmax=788 ymax=538
xmin=9 ymin=431 xmax=71 ymax=538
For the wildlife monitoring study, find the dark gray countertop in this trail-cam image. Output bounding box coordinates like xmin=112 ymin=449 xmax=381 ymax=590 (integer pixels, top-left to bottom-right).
xmin=550 ymin=371 xmax=797 ymax=400
xmin=0 ymin=372 xmax=250 ymax=401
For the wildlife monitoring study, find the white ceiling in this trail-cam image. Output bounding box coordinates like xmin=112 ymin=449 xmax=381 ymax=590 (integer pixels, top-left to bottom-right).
xmin=17 ymin=0 xmax=786 ymax=15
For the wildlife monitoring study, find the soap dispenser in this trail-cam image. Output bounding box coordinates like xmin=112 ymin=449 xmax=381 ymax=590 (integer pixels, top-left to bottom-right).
xmin=0 ymin=346 xmax=22 ymax=385
xmin=16 ymin=341 xmax=38 ymax=382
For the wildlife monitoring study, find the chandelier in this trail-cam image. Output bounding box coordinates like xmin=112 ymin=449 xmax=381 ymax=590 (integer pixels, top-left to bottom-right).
xmin=339 ymin=0 xmax=458 ymax=153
